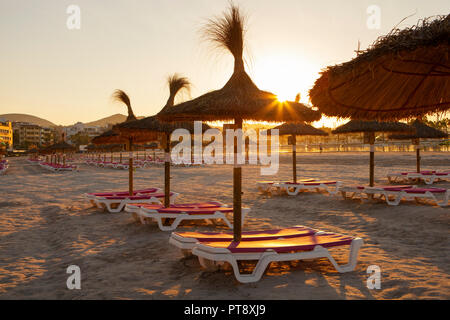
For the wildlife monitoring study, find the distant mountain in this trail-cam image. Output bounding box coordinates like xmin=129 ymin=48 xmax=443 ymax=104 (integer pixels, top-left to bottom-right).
xmin=0 ymin=113 xmax=56 ymax=127
xmin=84 ymin=114 xmax=144 ymax=127
xmin=0 ymin=113 xmax=144 ymax=128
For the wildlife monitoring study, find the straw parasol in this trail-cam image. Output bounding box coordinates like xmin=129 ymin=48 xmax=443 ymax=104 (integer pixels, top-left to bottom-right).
xmin=115 ymin=74 xmax=211 ymax=206
xmin=272 ymin=123 xmax=328 ymax=183
xmin=332 ymin=120 xmax=413 ymax=186
xmin=91 ymin=90 xmax=137 ymax=146
xmin=389 ymin=119 xmax=448 ymax=172
xmin=115 ymin=75 xmax=210 ymax=142
xmin=92 ymin=89 xmax=138 ymax=195
xmin=309 ymin=14 xmax=450 ymax=121
xmin=157 ymin=4 xmax=321 ymax=241
xmin=40 ymin=133 xmax=76 ymax=165
xmin=270 ymin=95 xmax=328 ymax=183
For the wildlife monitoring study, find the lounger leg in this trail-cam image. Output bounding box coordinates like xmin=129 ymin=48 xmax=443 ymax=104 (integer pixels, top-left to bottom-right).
xmin=328 ymin=185 xmax=339 ymax=195
xmin=156 ymin=217 xmax=182 ymax=231
xmin=322 ymin=238 xmax=364 ymax=273
xmin=384 ymin=192 xmax=402 ymax=206
xmin=226 ymin=252 xmax=276 ymax=283
xmin=431 ymin=191 xmax=449 ymax=207
xmin=198 ymin=257 xmax=223 ymax=271
xmin=286 ymin=187 xmax=300 ymax=196
xmin=107 ymin=202 xmax=123 ymax=213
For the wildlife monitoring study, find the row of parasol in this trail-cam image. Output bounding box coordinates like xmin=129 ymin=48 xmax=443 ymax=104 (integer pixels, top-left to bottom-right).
xmin=88 ymin=5 xmax=449 ymax=241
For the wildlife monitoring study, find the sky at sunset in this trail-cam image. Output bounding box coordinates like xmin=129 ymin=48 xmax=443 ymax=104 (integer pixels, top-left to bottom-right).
xmin=0 ymin=0 xmax=448 ymax=127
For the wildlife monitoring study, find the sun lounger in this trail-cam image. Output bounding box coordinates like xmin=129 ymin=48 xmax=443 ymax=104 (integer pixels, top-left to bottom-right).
xmin=170 ymin=225 xmax=319 ymax=255
xmin=92 ymin=191 xmax=178 ymax=213
xmin=340 ymin=185 xmax=413 ymax=199
xmin=257 ymin=179 xmax=316 ymax=194
xmin=276 ymin=180 xmax=342 ymax=195
xmin=27 ymin=158 xmax=41 ymax=164
xmin=340 ymin=185 xmax=448 ymax=206
xmin=39 ymin=162 xmax=78 ymax=172
xmin=182 ymin=230 xmax=363 ymax=283
xmin=387 ymin=171 xmax=449 ymax=185
xmin=114 ymin=162 xmax=143 ymax=170
xmin=125 ymin=201 xmax=250 ymax=231
xmin=83 ymin=187 xmax=162 ymax=203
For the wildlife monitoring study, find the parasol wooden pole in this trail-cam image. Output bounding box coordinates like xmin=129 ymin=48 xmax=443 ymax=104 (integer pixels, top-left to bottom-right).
xmin=292 ymin=134 xmax=297 ymax=183
xmin=63 ymin=154 xmax=66 ymax=166
xmin=128 ymin=138 xmax=133 ymax=196
xmin=164 ymin=132 xmax=171 ymax=207
xmin=233 ymin=118 xmax=243 ymax=242
xmin=413 ymin=139 xmax=421 ymax=173
xmin=368 ymin=133 xmax=375 ymax=187
xmin=120 ymin=152 xmax=122 ymax=163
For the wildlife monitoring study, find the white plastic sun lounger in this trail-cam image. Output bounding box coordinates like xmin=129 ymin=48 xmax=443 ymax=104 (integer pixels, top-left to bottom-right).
xmin=39 ymin=162 xmax=78 ymax=172
xmin=387 ymin=171 xmax=449 ymax=185
xmin=340 ymin=185 xmax=414 ymax=201
xmin=278 ymin=180 xmax=342 ymax=195
xmin=188 ymin=231 xmax=363 ymax=283
xmin=257 ymin=179 xmax=316 ymax=194
xmin=340 ymin=185 xmax=448 ymax=206
xmin=366 ymin=187 xmax=449 ymax=207
xmin=83 ymin=187 xmax=162 ymax=203
xmin=114 ymin=162 xmax=143 ymax=170
xmin=125 ymin=202 xmax=250 ymax=231
xmin=92 ymin=192 xmax=178 ymax=213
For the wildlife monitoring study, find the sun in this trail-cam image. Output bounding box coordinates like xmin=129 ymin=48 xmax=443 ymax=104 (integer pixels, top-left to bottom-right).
xmin=252 ymin=53 xmax=320 ymax=104
xmin=275 ymin=90 xmax=293 ymax=103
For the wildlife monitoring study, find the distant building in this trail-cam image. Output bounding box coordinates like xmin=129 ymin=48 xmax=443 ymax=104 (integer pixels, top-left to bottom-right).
xmin=64 ymin=122 xmax=104 ymax=139
xmin=0 ymin=119 xmax=13 ymax=150
xmin=12 ymin=122 xmax=55 ymax=148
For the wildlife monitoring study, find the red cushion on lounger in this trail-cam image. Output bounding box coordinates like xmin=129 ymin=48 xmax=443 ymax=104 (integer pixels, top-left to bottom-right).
xmin=201 ymin=233 xmax=354 ymax=253
xmin=404 ymin=188 xmax=447 ymax=194
xmin=284 ymin=181 xmax=336 ymax=185
xmin=156 ymin=207 xmax=232 ymax=215
xmin=174 ymin=226 xmax=318 ymax=242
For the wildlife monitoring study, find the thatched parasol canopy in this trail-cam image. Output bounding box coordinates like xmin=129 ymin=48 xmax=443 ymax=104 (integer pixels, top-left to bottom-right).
xmin=309 ymin=14 xmax=450 ymax=120
xmin=157 ymin=6 xmax=321 ymax=123
xmin=270 ymin=122 xmax=328 ymax=184
xmin=272 ymin=123 xmax=328 ymax=136
xmin=91 ymin=129 xmax=126 ymax=145
xmin=333 ymin=120 xmax=413 ymax=186
xmin=389 ymin=119 xmax=447 ymax=172
xmin=40 ymin=141 xmax=76 ymax=154
xmin=389 ymin=119 xmax=448 ymax=139
xmin=92 ymin=90 xmax=137 ymax=145
xmin=114 ymin=75 xmax=211 ymax=142
xmin=332 ymin=120 xmax=413 ymax=134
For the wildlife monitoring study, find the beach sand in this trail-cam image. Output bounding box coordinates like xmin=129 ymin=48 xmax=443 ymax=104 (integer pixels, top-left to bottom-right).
xmin=0 ymin=152 xmax=449 ymax=299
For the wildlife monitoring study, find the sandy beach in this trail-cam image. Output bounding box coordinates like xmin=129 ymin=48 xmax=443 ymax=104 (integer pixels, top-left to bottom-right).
xmin=0 ymin=152 xmax=449 ymax=299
